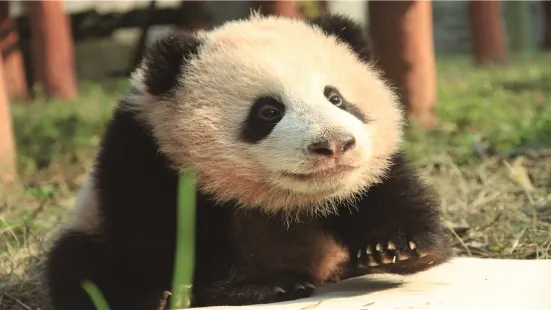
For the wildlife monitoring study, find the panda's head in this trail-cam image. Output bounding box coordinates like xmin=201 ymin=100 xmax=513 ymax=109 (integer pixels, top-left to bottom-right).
xmin=128 ymin=13 xmax=404 ymax=218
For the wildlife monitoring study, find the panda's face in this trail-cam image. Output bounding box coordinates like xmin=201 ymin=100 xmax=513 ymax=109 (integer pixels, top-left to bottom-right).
xmin=237 ymin=83 xmax=373 ymax=196
xmin=134 ymin=15 xmax=403 ymax=216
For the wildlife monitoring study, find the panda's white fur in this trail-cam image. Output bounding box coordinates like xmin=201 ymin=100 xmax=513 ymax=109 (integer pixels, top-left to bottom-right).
xmin=62 ymin=171 xmax=101 ymax=234
xmin=126 ymin=13 xmax=404 ymax=219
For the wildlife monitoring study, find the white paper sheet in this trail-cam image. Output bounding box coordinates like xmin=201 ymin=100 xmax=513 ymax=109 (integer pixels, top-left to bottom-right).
xmin=198 ymin=257 xmax=551 ymax=310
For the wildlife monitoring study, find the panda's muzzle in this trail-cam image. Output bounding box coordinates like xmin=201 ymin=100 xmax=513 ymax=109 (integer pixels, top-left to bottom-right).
xmin=307 ymin=134 xmax=356 ymax=159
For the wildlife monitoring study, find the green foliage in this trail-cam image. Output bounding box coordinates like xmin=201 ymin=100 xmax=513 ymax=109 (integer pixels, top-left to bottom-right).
xmin=298 ymin=1 xmax=323 ymax=19
xmin=171 ymin=170 xmax=197 ymax=309
xmin=10 ymin=81 xmax=125 ymax=176
xmin=404 ymin=54 xmax=551 ymax=165
xmin=81 ymin=281 xmax=110 ymax=310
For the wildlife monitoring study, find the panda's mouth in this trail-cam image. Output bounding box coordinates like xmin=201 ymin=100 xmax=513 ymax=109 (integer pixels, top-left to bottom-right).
xmin=281 ymin=165 xmax=357 ymax=180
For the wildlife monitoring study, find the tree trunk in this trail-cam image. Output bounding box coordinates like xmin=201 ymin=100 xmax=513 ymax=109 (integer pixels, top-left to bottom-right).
xmin=368 ymin=0 xmax=438 ymax=129
xmin=27 ymin=0 xmax=77 ymax=100
xmin=0 ymin=1 xmax=29 ymax=103
xmin=0 ymin=55 xmax=17 ymax=184
xmin=468 ymin=0 xmax=508 ymax=66
xmin=543 ymin=1 xmax=551 ymax=50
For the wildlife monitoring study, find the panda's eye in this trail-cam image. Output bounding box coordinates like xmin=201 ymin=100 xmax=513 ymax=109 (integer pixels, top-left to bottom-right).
xmin=329 ymin=94 xmax=343 ymax=106
xmin=323 ymin=86 xmax=345 ymax=107
xmin=258 ymin=104 xmax=283 ymax=121
xmin=241 ymin=96 xmax=285 ymax=143
xmin=254 ymin=97 xmax=285 ymax=122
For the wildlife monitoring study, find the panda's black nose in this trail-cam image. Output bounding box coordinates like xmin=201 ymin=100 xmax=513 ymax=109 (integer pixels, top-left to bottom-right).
xmin=308 ymin=135 xmax=356 ymax=158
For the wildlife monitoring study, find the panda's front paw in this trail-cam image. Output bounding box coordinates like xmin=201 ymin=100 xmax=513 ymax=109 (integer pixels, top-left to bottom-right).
xmin=193 ymin=272 xmax=317 ymax=307
xmin=350 ymin=230 xmax=451 ymax=275
xmin=241 ymin=272 xmax=317 ymax=305
xmin=264 ymin=279 xmax=317 ymax=303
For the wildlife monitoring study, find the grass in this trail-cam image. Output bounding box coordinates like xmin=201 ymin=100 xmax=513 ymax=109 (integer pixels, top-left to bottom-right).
xmin=170 ymin=170 xmax=197 ymax=309
xmin=1 ymin=53 xmax=551 ymax=309
xmin=81 ymin=281 xmax=111 ymax=310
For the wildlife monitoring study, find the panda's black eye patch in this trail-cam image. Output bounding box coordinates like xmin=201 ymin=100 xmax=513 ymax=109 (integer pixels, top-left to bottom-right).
xmin=240 ymin=96 xmax=286 ymax=143
xmin=323 ymin=85 xmax=368 ymax=123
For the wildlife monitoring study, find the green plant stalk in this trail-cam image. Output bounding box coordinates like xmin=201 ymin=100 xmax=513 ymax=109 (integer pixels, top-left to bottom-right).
xmin=170 ymin=169 xmax=197 ymax=309
xmin=81 ymin=280 xmax=110 ymax=310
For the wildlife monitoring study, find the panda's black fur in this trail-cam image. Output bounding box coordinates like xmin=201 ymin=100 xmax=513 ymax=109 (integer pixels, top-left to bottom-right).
xmin=44 ymin=14 xmax=452 ymax=310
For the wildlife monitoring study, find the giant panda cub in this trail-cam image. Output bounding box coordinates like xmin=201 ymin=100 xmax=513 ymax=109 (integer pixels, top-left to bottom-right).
xmin=44 ymin=13 xmax=452 ymax=310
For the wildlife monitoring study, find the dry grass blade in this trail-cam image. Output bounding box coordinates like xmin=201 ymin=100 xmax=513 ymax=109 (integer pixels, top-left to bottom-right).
xmin=1 ymin=293 xmax=32 ymax=310
xmin=505 ymin=228 xmax=527 ymax=255
xmin=444 ymin=220 xmax=472 ymax=257
xmin=503 ymin=157 xmax=535 ymax=204
xmin=157 ymin=291 xmax=172 ymax=310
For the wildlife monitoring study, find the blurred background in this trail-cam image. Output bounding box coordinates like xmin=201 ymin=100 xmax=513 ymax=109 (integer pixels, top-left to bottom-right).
xmin=0 ymin=1 xmax=550 ymax=309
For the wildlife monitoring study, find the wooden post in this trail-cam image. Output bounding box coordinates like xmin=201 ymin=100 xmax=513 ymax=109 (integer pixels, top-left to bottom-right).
xmin=368 ymin=0 xmax=438 ymax=129
xmin=319 ymin=0 xmax=329 ymax=14
xmin=268 ymin=1 xmax=302 ymax=18
xmin=0 ymin=54 xmax=17 ymax=184
xmin=27 ymin=0 xmax=77 ymax=100
xmin=543 ymin=1 xmax=551 ymax=50
xmin=250 ymin=0 xmax=303 ymax=19
xmin=468 ymin=0 xmax=508 ymax=66
xmin=0 ymin=1 xmax=29 ymax=103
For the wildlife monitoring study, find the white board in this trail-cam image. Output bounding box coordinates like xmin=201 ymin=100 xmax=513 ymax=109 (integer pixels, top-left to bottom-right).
xmin=198 ymin=257 xmax=551 ymax=310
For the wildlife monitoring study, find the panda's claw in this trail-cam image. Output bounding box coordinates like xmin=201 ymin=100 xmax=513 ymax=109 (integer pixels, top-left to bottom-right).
xmin=273 ymin=286 xmax=286 ymax=294
xmin=367 ymin=255 xmax=378 ymax=266
xmin=242 ymin=275 xmax=316 ymax=303
xmin=396 ymin=250 xmax=409 ymax=261
xmin=354 ymin=235 xmax=443 ymax=271
xmin=366 ymin=245 xmax=372 ymax=255
xmin=304 ymin=282 xmax=316 ymax=290
xmin=417 ymin=249 xmax=428 ymax=258
xmin=380 ymin=252 xmax=394 ymax=264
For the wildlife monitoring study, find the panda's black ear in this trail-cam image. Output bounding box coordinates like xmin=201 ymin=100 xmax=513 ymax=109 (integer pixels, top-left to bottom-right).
xmin=309 ymin=14 xmax=372 ymax=62
xmin=142 ymin=30 xmax=202 ymax=97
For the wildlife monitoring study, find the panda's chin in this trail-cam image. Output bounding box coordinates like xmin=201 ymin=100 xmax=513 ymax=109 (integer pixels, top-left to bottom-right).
xmin=280 ymin=165 xmax=357 ymax=181
xmin=275 ymin=167 xmax=363 ymax=195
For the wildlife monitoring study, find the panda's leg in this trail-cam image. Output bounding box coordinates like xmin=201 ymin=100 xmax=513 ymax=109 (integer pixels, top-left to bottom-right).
xmin=45 ymin=231 xmax=106 ymax=310
xmin=326 ymin=154 xmax=453 ymax=276
xmin=46 ymin=231 xmax=166 ymax=310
